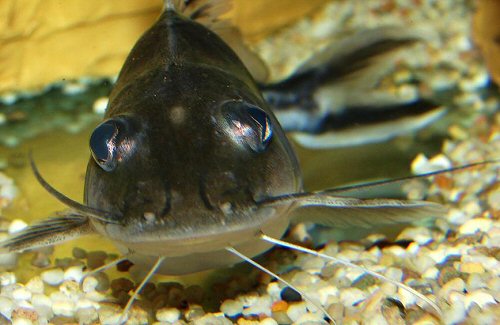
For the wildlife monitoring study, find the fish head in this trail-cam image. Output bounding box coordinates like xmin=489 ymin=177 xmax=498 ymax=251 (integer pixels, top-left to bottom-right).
xmin=83 ymin=9 xmax=302 ymax=255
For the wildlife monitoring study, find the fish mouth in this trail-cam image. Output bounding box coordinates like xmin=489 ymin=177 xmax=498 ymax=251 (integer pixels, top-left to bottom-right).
xmin=29 ymin=152 xmax=121 ymax=225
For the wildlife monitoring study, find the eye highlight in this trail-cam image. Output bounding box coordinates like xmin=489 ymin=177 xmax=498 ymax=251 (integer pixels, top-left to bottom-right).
xmin=222 ymin=101 xmax=273 ymax=153
xmin=90 ymin=118 xmax=131 ymax=171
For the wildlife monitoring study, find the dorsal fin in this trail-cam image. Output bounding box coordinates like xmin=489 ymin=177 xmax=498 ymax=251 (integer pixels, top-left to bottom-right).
xmin=164 ymin=0 xmax=232 ymax=30
xmin=163 ymin=0 xmax=269 ymax=82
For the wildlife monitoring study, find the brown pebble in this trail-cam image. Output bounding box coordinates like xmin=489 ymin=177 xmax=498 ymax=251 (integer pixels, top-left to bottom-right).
xmin=152 ymin=293 xmax=169 ymax=310
xmin=72 ymin=247 xmax=87 ymax=259
xmin=157 ymin=282 xmax=184 ymax=294
xmin=111 ymin=277 xmax=134 ymax=297
xmin=438 ymin=266 xmax=463 ymax=286
xmin=11 ymin=307 xmax=38 ymax=321
xmin=168 ymin=287 xmax=187 ymax=308
xmin=55 ymin=257 xmax=74 ymax=269
xmin=94 ymin=272 xmax=110 ymax=292
xmin=185 ymin=285 xmax=204 ymax=304
xmin=31 ymin=251 xmax=51 ymax=268
xmin=86 ymin=251 xmax=108 ymax=269
xmin=7 ymin=111 xmax=28 ymax=123
xmin=141 ymin=282 xmax=157 ymax=300
xmin=116 ymin=259 xmax=134 ymax=272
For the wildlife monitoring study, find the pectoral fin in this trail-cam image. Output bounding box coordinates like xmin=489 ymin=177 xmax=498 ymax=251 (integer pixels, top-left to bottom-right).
xmin=260 ymin=193 xmax=445 ymax=228
xmin=0 ymin=211 xmax=95 ymax=253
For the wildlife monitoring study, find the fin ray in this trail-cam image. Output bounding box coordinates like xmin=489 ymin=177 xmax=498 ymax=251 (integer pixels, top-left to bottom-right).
xmin=0 ymin=211 xmax=94 ymax=253
xmin=259 ymin=193 xmax=445 ymax=228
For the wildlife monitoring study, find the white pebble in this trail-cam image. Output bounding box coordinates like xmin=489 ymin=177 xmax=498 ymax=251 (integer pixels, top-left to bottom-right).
xmin=397 ymin=227 xmax=433 ymax=245
xmin=156 ymin=307 xmax=181 ymax=322
xmin=0 ymin=272 xmax=16 ymax=286
xmin=52 ymin=300 xmax=75 ymax=317
xmin=439 ymin=278 xmax=466 ymax=302
xmin=93 ymin=97 xmax=109 ymax=115
xmin=12 ymin=319 xmax=33 ymax=325
xmin=422 ymin=267 xmax=439 ymax=280
xmin=243 ymin=295 xmax=272 ymax=317
xmin=64 ymin=265 xmax=84 ymax=282
xmin=286 ymin=301 xmax=308 ymax=322
xmin=464 ymin=290 xmax=497 ymax=310
xmin=443 ymin=304 xmax=466 ymax=325
xmin=8 ymin=219 xmax=27 ymax=234
xmin=26 ymin=276 xmax=44 ymax=294
xmin=459 ymin=218 xmax=493 ymax=235
xmin=0 ymin=251 xmax=18 ymax=268
xmin=41 ymin=268 xmax=64 ymax=286
xmin=220 ymin=299 xmax=243 ymax=317
xmin=294 ymin=312 xmax=328 ymax=324
xmin=339 ymin=288 xmax=367 ymax=307
xmin=32 ymin=293 xmax=52 ymax=309
xmin=13 ymin=287 xmax=32 ymax=301
xmin=0 ymin=296 xmax=14 ymax=318
xmin=82 ymin=276 xmax=98 ymax=293
xmin=266 ymin=282 xmax=281 ymax=301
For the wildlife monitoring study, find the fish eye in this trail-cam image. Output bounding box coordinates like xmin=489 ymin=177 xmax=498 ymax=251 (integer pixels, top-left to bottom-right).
xmin=90 ymin=118 xmax=130 ymax=171
xmin=221 ymin=101 xmax=273 ymax=153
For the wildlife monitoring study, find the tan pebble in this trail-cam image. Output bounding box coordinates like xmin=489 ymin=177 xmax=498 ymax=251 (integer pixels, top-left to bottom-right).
xmin=459 ymin=218 xmax=493 ymax=235
xmin=439 ymin=278 xmax=466 ymax=301
xmin=0 ymin=272 xmax=16 ymax=286
xmin=12 ymin=286 xmax=31 ymax=301
xmin=193 ymin=313 xmax=232 ymax=325
xmin=422 ymin=267 xmax=439 ymax=280
xmin=220 ymin=299 xmax=243 ymax=317
xmin=412 ymin=313 xmax=440 ymax=325
xmin=12 ymin=319 xmax=33 ymax=325
xmin=286 ymin=301 xmax=307 ymax=322
xmin=64 ymin=266 xmax=84 ymax=282
xmin=60 ymin=280 xmax=82 ymax=300
xmin=184 ymin=304 xmax=205 ymax=322
xmin=31 ymin=293 xmax=52 ymax=309
xmin=41 ymin=268 xmax=64 ymax=286
xmin=459 ymin=262 xmax=485 ymax=274
xmin=156 ymin=307 xmax=181 ymax=322
xmin=0 ymin=296 xmax=14 ymax=318
xmin=82 ymin=276 xmax=98 ymax=293
xmin=339 ymin=288 xmax=367 ymax=307
xmin=266 ymin=282 xmax=281 ymax=300
xmin=11 ymin=307 xmax=38 ymax=321
xmin=52 ymin=300 xmax=75 ymax=317
xmin=25 ymin=276 xmax=44 ymax=294
xmin=464 ymin=290 xmax=497 ymax=310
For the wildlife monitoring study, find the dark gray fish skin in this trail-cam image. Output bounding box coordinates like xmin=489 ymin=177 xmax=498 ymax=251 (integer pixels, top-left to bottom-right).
xmin=84 ymin=9 xmax=301 ymax=249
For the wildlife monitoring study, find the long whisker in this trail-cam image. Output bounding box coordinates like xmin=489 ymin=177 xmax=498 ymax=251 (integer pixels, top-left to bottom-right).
xmin=261 ymin=234 xmax=442 ymax=318
xmin=118 ymin=256 xmax=165 ymax=324
xmin=225 ymin=246 xmax=335 ymax=324
xmin=323 ymin=159 xmax=500 ymax=194
xmin=257 ymin=160 xmax=500 ymax=206
xmin=29 ymin=152 xmax=121 ymax=224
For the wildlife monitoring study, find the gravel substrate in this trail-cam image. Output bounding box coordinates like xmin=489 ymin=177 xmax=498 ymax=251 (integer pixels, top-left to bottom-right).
xmin=0 ymin=0 xmax=499 ymax=324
